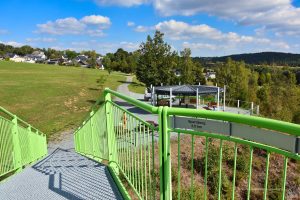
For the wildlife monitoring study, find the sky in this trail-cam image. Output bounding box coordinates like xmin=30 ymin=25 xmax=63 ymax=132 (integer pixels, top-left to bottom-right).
xmin=0 ymin=0 xmax=300 ymax=56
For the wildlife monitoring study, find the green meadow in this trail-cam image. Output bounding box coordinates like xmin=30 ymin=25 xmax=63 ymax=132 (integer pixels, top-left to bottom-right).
xmin=0 ymin=61 xmax=126 ymax=139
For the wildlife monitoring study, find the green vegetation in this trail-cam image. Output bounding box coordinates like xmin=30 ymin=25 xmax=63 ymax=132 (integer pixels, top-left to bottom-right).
xmin=196 ymin=52 xmax=300 ymax=67
xmin=128 ymin=76 xmax=145 ymax=94
xmin=0 ymin=61 xmax=125 ymax=139
xmin=215 ymin=58 xmax=300 ymax=124
xmin=102 ymin=48 xmax=139 ymax=74
xmin=136 ymin=31 xmax=205 ymax=87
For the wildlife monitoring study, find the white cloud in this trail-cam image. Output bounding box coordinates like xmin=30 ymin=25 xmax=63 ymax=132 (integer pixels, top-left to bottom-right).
xmin=137 ymin=20 xmax=280 ymax=46
xmin=152 ymin=0 xmax=300 ymax=36
xmin=86 ymin=29 xmax=105 ymax=37
xmin=36 ymin=15 xmax=111 ymax=37
xmin=134 ymin=25 xmax=151 ymax=32
xmin=119 ymin=41 xmax=139 ymax=49
xmin=155 ymin=20 xmax=223 ymax=40
xmin=0 ymin=29 xmax=8 ymax=34
xmin=183 ymin=42 xmax=218 ymax=50
xmin=26 ymin=37 xmax=57 ymax=43
xmin=0 ymin=41 xmax=23 ymax=47
xmin=69 ymin=40 xmax=139 ymax=53
xmin=92 ymin=0 xmax=300 ymax=36
xmin=127 ymin=21 xmax=135 ymax=27
xmin=81 ymin=15 xmax=111 ymax=26
xmin=93 ymin=0 xmax=148 ymax=7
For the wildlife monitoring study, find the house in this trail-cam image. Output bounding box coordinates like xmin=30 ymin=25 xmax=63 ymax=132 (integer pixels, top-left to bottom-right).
xmin=205 ymin=69 xmax=216 ymax=80
xmin=73 ymin=55 xmax=89 ymax=67
xmin=31 ymin=50 xmax=47 ymax=60
xmin=24 ymin=57 xmax=35 ymax=63
xmin=10 ymin=55 xmax=26 ymax=62
xmin=96 ymin=56 xmax=105 ymax=70
xmin=47 ymin=59 xmax=59 ymax=65
xmin=4 ymin=53 xmax=16 ymax=59
xmin=5 ymin=53 xmax=26 ymax=62
xmin=25 ymin=50 xmax=47 ymax=63
xmin=60 ymin=56 xmax=73 ymax=66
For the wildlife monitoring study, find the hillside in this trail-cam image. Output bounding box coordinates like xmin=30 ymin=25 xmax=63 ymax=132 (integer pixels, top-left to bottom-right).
xmin=196 ymin=52 xmax=300 ymax=67
xmin=0 ymin=61 xmax=126 ymax=139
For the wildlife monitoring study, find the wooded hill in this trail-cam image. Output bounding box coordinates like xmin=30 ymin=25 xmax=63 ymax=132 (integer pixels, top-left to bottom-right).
xmin=196 ymin=52 xmax=300 ymax=67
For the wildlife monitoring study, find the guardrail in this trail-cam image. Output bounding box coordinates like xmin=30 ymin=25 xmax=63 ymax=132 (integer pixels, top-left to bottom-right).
xmin=0 ymin=106 xmax=48 ymax=179
xmin=74 ymin=88 xmax=300 ymax=200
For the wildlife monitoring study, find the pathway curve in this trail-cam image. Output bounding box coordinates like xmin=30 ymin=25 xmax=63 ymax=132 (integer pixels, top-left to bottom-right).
xmin=115 ymin=76 xmax=158 ymax=123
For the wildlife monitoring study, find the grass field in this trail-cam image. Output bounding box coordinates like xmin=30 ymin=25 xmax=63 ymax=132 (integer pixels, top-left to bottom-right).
xmin=128 ymin=76 xmax=145 ymax=94
xmin=0 ymin=61 xmax=125 ymax=140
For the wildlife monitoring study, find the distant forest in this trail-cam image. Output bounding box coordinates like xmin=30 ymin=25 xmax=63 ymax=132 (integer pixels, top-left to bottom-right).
xmin=195 ymin=52 xmax=300 ymax=67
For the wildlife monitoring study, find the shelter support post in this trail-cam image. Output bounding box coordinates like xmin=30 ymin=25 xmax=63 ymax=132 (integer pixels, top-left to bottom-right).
xmin=217 ymin=87 xmax=220 ymax=111
xmin=223 ymin=85 xmax=226 ymax=111
xmin=196 ymin=88 xmax=199 ymax=109
xmin=169 ymin=88 xmax=172 ymax=107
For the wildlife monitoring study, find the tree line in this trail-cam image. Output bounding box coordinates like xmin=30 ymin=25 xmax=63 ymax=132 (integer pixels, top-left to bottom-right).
xmin=197 ymin=52 xmax=300 ymax=67
xmin=104 ymin=31 xmax=206 ymax=86
xmin=215 ymin=58 xmax=300 ymax=124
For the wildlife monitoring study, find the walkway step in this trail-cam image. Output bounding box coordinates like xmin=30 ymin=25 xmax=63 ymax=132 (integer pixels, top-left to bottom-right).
xmin=0 ymin=148 xmax=123 ymax=200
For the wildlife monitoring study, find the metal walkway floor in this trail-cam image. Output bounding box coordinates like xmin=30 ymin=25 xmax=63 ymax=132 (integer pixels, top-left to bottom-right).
xmin=0 ymin=148 xmax=123 ymax=200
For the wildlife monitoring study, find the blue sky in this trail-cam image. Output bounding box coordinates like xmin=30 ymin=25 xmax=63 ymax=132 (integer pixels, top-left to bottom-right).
xmin=0 ymin=0 xmax=300 ymax=56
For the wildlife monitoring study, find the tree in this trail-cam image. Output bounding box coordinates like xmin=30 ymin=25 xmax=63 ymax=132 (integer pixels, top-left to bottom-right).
xmin=296 ymin=71 xmax=300 ymax=85
xmin=65 ymin=50 xmax=78 ymax=60
xmin=136 ymin=31 xmax=177 ymax=87
xmin=180 ymin=48 xmax=194 ymax=84
xmin=102 ymin=55 xmax=113 ymax=74
xmin=216 ymin=58 xmax=251 ymax=102
xmin=193 ymin=63 xmax=206 ymax=85
xmin=80 ymin=50 xmax=98 ymax=68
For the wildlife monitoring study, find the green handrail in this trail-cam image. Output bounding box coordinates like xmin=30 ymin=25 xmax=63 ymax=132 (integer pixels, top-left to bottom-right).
xmin=74 ymin=89 xmax=300 ymax=200
xmin=0 ymin=107 xmax=48 ymax=179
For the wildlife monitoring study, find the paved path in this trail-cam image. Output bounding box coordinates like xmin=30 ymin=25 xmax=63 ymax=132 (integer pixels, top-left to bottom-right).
xmin=0 ymin=131 xmax=123 ymax=199
xmin=0 ymin=148 xmax=123 ymax=200
xmin=115 ymin=76 xmax=158 ymax=123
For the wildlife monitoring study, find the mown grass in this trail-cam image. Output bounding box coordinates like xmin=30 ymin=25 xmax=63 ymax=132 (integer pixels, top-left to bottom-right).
xmin=0 ymin=61 xmax=125 ymax=140
xmin=128 ymin=76 xmax=145 ymax=94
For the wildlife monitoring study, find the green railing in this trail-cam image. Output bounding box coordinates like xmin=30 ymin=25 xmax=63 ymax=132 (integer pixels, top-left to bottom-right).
xmin=0 ymin=106 xmax=48 ymax=179
xmin=74 ymin=88 xmax=300 ymax=200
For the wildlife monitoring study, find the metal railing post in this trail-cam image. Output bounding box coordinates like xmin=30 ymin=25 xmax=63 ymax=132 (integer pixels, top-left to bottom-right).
xmin=12 ymin=115 xmax=22 ymax=171
xmin=159 ymin=106 xmax=172 ymax=200
xmin=27 ymin=125 xmax=34 ymax=162
xmin=105 ymin=90 xmax=119 ymax=174
xmin=90 ymin=111 xmax=96 ymax=156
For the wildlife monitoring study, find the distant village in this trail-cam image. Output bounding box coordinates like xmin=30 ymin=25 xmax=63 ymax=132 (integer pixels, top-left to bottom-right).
xmin=0 ymin=50 xmax=105 ymax=69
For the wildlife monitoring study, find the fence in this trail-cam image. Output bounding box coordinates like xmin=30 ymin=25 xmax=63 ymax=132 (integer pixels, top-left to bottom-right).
xmin=74 ymin=88 xmax=300 ymax=200
xmin=0 ymin=107 xmax=47 ymax=179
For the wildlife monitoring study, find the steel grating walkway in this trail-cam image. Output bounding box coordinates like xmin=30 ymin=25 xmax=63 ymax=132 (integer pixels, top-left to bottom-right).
xmin=0 ymin=148 xmax=123 ymax=200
